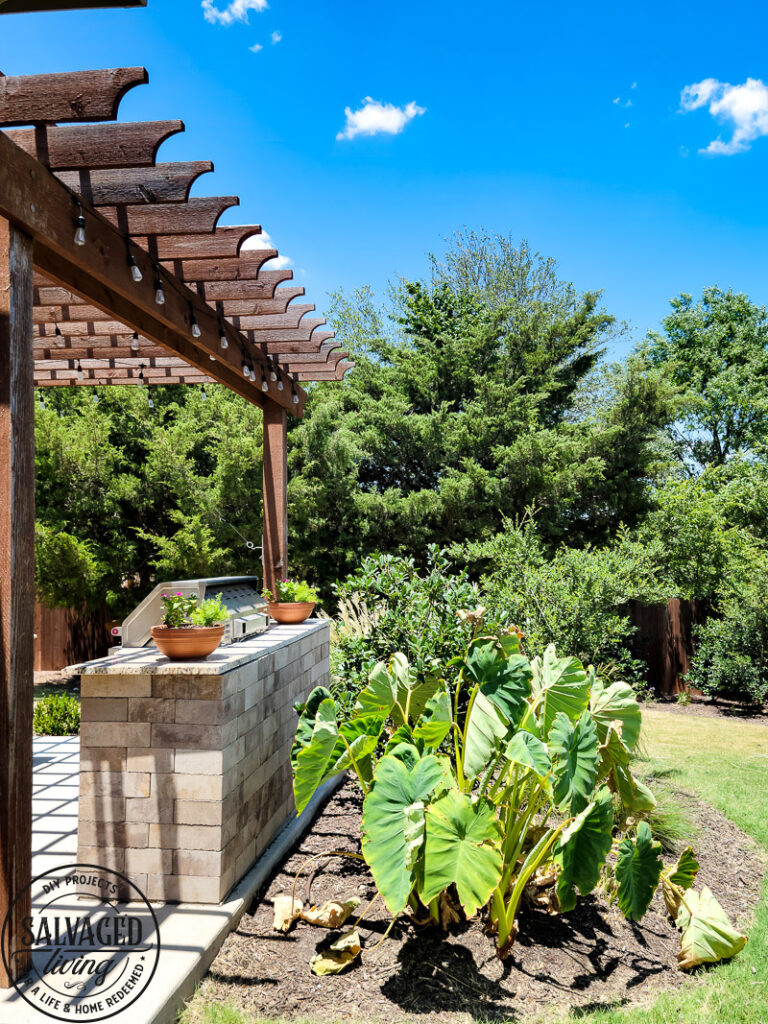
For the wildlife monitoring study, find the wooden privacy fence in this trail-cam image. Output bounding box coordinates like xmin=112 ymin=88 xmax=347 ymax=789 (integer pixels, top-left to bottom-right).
xmin=34 ymin=602 xmax=111 ymax=671
xmin=624 ymin=599 xmax=710 ymax=697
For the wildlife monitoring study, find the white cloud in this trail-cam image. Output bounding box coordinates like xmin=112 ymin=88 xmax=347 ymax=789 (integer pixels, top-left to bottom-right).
xmin=681 ymin=77 xmax=768 ymax=154
xmin=336 ymin=97 xmax=426 ymax=141
xmin=631 ymin=81 xmax=637 ymax=90
xmin=241 ymin=230 xmax=292 ymax=270
xmin=202 ymin=0 xmax=268 ymax=26
xmin=249 ymin=42 xmax=263 ymax=52
xmin=271 ymin=29 xmax=282 ymax=43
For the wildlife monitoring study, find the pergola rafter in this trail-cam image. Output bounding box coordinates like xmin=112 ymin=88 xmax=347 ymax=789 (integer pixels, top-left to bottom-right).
xmin=0 ymin=65 xmax=353 ymax=389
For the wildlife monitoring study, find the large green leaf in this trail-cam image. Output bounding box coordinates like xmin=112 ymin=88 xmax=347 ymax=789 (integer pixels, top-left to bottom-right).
xmin=548 ymin=710 xmax=600 ymax=815
xmin=590 ymin=676 xmax=642 ymax=751
xmin=355 ymin=657 xmax=400 ymax=717
xmin=615 ymin=821 xmax=664 ymax=921
xmin=293 ymin=698 xmax=339 ymax=814
xmin=597 ymin=722 xmax=656 ymax=815
xmin=667 ymin=847 xmax=700 ymax=890
xmin=531 ymin=645 xmax=590 ymax=737
xmin=463 ymin=689 xmax=508 ymax=780
xmin=465 ymin=639 xmax=531 ymax=727
xmin=420 ymin=790 xmax=503 ymax=917
xmin=413 ymin=689 xmax=453 ymax=749
xmin=504 ymin=730 xmax=551 ymax=779
xmin=327 ymin=714 xmax=384 ymax=783
xmin=554 ymin=786 xmax=614 ymax=912
xmin=662 ymin=847 xmax=700 ymax=919
xmin=292 ymin=686 xmax=333 ymax=771
xmin=361 ymin=753 xmax=446 ymax=914
xmin=676 ymin=887 xmax=748 ymax=970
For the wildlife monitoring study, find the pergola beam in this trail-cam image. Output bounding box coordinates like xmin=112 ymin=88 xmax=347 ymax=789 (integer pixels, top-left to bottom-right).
xmin=0 ymin=130 xmax=306 ymax=413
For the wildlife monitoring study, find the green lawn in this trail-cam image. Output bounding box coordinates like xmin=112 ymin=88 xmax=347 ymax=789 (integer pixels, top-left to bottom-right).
xmin=179 ymin=708 xmax=768 ymax=1024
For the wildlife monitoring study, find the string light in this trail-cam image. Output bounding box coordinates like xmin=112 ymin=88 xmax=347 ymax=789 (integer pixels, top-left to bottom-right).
xmin=39 ymin=393 xmax=46 ymax=410
xmin=138 ymin=363 xmax=146 ymax=386
xmin=92 ymin=392 xmax=99 ymax=404
xmin=76 ymin=360 xmax=83 ymax=380
xmin=148 ymin=395 xmax=155 ymax=410
xmin=128 ymin=252 xmax=143 ymax=283
xmin=54 ymin=324 xmax=62 ymax=338
xmin=73 ymin=199 xmax=86 ymax=247
xmin=190 ymin=307 xmax=202 ymax=338
xmin=218 ymin=323 xmax=229 ymax=350
xmin=200 ymin=386 xmax=207 ymax=401
xmin=277 ymin=376 xmax=284 ymax=392
xmin=260 ymin=373 xmax=269 ymax=393
xmin=268 ymin=361 xmax=278 ymax=382
xmin=153 ymin=266 xmax=165 ymax=306
xmin=242 ymin=359 xmax=250 ymax=378
xmin=131 ymin=332 xmax=140 ymax=352
xmin=291 ymin=378 xmax=299 ymax=405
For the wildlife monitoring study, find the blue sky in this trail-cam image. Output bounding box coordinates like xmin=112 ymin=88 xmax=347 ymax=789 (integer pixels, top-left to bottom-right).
xmin=3 ymin=0 xmax=768 ymax=357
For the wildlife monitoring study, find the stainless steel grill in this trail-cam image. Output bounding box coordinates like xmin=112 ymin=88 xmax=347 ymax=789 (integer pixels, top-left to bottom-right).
xmin=114 ymin=576 xmax=268 ymax=649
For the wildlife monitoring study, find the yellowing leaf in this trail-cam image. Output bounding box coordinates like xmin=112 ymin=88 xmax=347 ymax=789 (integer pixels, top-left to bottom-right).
xmin=676 ymin=886 xmax=747 ymax=970
xmin=272 ymin=894 xmax=303 ymax=933
xmin=300 ymin=897 xmax=360 ymax=928
xmin=309 ymin=928 xmax=362 ymax=975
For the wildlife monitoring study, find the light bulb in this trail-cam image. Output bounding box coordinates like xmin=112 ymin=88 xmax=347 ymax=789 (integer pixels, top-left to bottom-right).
xmin=293 ymin=392 xmax=299 ymax=405
xmin=269 ymin=366 xmax=278 ymax=382
xmin=219 ymin=330 xmax=229 ymax=350
xmin=155 ymin=285 xmax=165 ymax=305
xmin=277 ymin=379 xmax=284 ymax=392
xmin=192 ymin=321 xmax=202 ymax=338
xmin=92 ymin=393 xmax=99 ymax=404
xmin=148 ymin=397 xmax=154 ymax=409
xmin=131 ymin=333 xmax=140 ymax=352
xmin=129 ymin=256 xmax=143 ymax=283
xmin=261 ymin=375 xmax=269 ymax=393
xmin=242 ymin=361 xmax=250 ymax=378
xmin=74 ymin=218 xmax=86 ymax=247
xmin=209 ymin=353 xmax=216 ymax=361
xmin=200 ymin=387 xmax=207 ymax=401
xmin=40 ymin=395 xmax=46 ymax=409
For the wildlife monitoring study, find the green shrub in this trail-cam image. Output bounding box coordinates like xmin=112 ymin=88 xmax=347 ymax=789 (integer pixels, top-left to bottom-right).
xmin=330 ymin=546 xmax=484 ymax=710
xmin=468 ymin=519 xmax=661 ymax=689
xmin=34 ymin=694 xmax=81 ymax=736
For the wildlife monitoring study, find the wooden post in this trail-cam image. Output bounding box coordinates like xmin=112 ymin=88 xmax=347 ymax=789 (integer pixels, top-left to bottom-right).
xmin=0 ymin=216 xmax=34 ymax=987
xmin=262 ymin=401 xmax=287 ymax=597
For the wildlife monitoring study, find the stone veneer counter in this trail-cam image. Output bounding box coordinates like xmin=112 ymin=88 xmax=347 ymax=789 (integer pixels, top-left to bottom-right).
xmin=77 ymin=620 xmax=330 ymax=903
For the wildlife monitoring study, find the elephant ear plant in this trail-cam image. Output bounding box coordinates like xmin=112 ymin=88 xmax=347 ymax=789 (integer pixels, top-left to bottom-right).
xmin=290 ymin=630 xmax=747 ymax=968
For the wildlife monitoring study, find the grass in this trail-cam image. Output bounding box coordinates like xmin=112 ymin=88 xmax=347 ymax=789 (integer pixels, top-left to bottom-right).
xmin=177 ymin=708 xmax=768 ymax=1024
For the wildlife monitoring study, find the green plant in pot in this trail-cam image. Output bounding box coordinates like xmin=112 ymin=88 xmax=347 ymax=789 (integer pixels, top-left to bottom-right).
xmin=262 ymin=578 xmax=319 ymax=624
xmin=150 ymin=591 xmax=228 ymax=659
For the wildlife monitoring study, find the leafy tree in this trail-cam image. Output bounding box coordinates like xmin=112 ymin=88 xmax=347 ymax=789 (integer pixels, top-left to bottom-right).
xmin=643 ymin=287 xmax=768 ymax=470
xmin=289 ymin=233 xmax=673 ymax=586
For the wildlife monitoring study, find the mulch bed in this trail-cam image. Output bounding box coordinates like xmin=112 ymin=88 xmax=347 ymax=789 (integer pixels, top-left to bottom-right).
xmin=650 ymin=697 xmax=768 ymax=727
xmin=195 ymin=780 xmax=766 ymax=1023
xmin=34 ymin=671 xmax=80 ymax=702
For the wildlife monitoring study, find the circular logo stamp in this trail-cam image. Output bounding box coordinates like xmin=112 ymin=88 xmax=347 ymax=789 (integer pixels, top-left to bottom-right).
xmin=2 ymin=863 xmax=161 ymax=1021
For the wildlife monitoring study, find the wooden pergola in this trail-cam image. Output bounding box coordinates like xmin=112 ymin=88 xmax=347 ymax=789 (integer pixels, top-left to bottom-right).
xmin=0 ymin=61 xmax=352 ymax=984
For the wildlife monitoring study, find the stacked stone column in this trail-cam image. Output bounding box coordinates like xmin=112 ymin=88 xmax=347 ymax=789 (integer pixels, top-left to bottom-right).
xmin=77 ymin=622 xmax=330 ymax=903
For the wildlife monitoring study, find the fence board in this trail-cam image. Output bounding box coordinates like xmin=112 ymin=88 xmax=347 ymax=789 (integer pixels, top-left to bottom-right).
xmin=34 ymin=603 xmax=111 ymax=672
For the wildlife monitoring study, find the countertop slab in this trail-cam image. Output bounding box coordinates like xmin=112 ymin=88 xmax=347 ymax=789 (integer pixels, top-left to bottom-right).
xmin=78 ymin=619 xmax=329 ymax=676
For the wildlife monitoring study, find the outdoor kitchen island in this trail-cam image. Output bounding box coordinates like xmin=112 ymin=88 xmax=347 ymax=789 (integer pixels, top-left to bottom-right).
xmin=76 ymin=619 xmax=330 ymax=904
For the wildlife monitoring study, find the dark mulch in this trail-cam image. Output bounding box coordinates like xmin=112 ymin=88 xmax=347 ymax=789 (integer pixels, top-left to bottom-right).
xmin=197 ymin=780 xmax=766 ymax=1023
xmin=650 ymin=697 xmax=768 ymax=726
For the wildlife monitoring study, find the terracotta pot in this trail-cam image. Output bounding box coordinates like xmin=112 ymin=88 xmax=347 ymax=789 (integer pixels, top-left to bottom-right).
xmin=150 ymin=624 xmax=225 ymax=659
xmin=267 ymin=601 xmax=315 ymax=624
